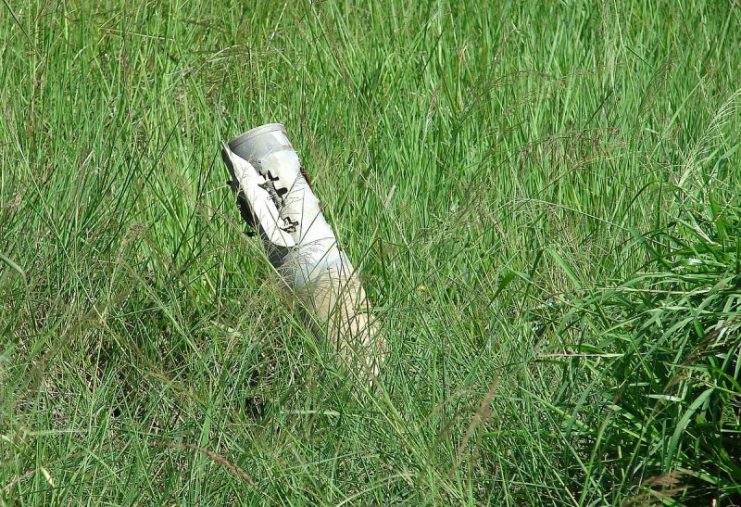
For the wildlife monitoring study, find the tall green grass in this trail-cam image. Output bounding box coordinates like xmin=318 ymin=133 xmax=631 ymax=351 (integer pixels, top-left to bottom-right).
xmin=544 ymin=187 xmax=740 ymax=504
xmin=1 ymin=0 xmax=739 ymax=504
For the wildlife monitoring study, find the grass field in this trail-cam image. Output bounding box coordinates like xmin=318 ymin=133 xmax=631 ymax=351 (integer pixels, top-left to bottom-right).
xmin=1 ymin=1 xmax=740 ymax=504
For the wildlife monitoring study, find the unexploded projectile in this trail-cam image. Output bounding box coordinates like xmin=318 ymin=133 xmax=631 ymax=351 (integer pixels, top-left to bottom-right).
xmin=221 ymin=123 xmax=386 ymax=381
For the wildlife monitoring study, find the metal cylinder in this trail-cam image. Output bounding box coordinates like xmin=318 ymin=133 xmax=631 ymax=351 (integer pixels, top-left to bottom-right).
xmin=222 ymin=124 xmax=386 ymax=381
